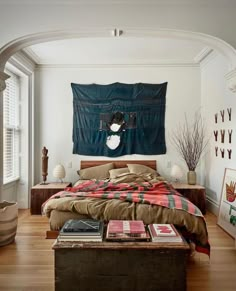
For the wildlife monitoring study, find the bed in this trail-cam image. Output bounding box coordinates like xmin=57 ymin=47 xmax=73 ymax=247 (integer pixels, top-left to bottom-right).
xmin=43 ymin=160 xmax=210 ymax=255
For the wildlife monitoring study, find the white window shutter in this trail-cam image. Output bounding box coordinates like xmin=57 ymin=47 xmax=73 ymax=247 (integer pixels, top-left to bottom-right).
xmin=3 ymin=70 xmax=20 ymax=184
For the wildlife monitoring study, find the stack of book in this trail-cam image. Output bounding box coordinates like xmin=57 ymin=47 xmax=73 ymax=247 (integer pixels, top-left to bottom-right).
xmin=106 ymin=220 xmax=150 ymax=241
xmin=57 ymin=219 xmax=104 ymax=242
xmin=148 ymin=223 xmax=183 ymax=242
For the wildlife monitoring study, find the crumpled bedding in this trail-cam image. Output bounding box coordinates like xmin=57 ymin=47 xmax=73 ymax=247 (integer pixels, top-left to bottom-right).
xmin=43 ymin=179 xmax=209 ymax=249
xmin=44 ymin=195 xmax=208 ymax=245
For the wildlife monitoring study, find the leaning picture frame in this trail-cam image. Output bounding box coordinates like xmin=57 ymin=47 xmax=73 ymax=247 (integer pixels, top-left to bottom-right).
xmin=217 ymin=168 xmax=236 ymax=238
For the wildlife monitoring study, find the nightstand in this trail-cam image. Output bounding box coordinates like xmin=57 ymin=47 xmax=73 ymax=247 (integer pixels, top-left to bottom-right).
xmin=30 ymin=182 xmax=72 ymax=215
xmin=172 ymin=183 xmax=206 ymax=214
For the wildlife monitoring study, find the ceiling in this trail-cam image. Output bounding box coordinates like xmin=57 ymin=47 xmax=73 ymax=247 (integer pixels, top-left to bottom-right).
xmin=23 ymin=37 xmax=208 ymax=66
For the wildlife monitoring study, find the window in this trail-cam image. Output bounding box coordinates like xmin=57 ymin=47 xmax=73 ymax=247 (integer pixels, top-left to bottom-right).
xmin=3 ymin=70 xmax=20 ymax=184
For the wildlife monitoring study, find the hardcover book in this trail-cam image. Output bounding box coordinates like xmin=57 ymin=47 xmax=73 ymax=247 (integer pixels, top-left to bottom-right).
xmin=107 ymin=220 xmax=146 ymax=234
xmin=106 ymin=220 xmax=150 ymax=241
xmin=57 ymin=236 xmax=103 ymax=242
xmin=148 ymin=224 xmax=183 ymax=242
xmin=60 ymin=219 xmax=104 ymax=236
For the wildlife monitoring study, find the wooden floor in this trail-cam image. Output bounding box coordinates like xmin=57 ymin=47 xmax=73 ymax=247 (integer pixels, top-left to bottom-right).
xmin=0 ymin=210 xmax=235 ymax=291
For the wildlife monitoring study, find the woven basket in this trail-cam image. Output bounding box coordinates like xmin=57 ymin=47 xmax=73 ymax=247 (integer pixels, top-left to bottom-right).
xmin=0 ymin=201 xmax=18 ymax=246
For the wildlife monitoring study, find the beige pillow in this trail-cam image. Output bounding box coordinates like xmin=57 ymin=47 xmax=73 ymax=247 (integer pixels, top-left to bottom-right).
xmin=78 ymin=163 xmax=114 ymax=180
xmin=109 ymin=167 xmax=129 ymax=179
xmin=127 ymin=164 xmax=157 ymax=175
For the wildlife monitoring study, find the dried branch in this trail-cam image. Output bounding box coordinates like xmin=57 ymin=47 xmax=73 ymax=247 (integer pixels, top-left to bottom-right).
xmin=171 ymin=113 xmax=208 ymax=171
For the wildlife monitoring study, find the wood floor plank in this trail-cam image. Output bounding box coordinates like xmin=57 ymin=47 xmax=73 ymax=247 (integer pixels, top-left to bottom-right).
xmin=0 ymin=209 xmax=235 ymax=291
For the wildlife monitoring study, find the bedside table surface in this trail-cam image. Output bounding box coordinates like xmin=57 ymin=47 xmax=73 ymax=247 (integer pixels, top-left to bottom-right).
xmin=172 ymin=183 xmax=205 ymax=190
xmin=32 ymin=182 xmax=71 ymax=189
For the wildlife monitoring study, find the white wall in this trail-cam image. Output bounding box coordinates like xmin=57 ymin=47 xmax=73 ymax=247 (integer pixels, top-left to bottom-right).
xmin=34 ymin=65 xmax=201 ymax=185
xmin=201 ymin=51 xmax=236 ymax=214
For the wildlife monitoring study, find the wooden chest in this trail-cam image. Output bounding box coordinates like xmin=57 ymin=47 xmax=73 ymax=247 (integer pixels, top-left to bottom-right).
xmin=53 ymin=240 xmax=190 ymax=291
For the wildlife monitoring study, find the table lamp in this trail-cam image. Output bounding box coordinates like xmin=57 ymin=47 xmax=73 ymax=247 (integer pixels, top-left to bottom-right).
xmin=53 ymin=164 xmax=66 ymax=183
xmin=170 ymin=164 xmax=183 ymax=183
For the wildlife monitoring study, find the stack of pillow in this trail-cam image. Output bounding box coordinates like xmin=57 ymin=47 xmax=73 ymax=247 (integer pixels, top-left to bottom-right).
xmin=75 ymin=162 xmax=164 ymax=186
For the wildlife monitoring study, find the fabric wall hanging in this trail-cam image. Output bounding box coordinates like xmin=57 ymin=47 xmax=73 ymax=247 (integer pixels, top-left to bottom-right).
xmin=71 ymin=82 xmax=167 ymax=157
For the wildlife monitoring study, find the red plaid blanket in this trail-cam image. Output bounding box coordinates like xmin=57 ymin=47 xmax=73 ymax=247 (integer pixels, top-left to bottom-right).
xmin=47 ymin=180 xmax=203 ymax=217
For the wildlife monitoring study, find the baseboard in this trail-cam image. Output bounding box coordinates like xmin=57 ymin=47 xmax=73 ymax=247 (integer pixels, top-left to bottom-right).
xmin=206 ymin=197 xmax=219 ymax=216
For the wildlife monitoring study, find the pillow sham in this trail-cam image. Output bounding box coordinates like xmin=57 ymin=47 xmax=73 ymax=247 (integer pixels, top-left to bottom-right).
xmin=109 ymin=167 xmax=129 ymax=179
xmin=78 ymin=163 xmax=114 ymax=180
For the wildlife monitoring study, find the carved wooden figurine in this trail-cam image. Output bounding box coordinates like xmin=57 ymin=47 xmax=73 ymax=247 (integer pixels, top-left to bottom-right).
xmin=42 ymin=146 xmax=49 ymax=184
xmin=227 ymin=108 xmax=232 ymax=121
xmin=214 ymin=113 xmax=218 ymax=123
xmin=213 ymin=130 xmax=218 ymax=142
xmin=228 ymin=130 xmax=233 ymax=143
xmin=220 ymin=130 xmax=225 ymax=143
xmin=215 ymin=146 xmax=218 ymax=157
xmin=220 ymin=148 xmax=225 ymax=158
xmin=227 ymin=149 xmax=232 ymax=159
xmin=220 ymin=110 xmax=224 ymax=122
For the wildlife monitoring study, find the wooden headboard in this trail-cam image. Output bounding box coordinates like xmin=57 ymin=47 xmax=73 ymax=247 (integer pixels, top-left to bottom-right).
xmin=80 ymin=160 xmax=156 ymax=170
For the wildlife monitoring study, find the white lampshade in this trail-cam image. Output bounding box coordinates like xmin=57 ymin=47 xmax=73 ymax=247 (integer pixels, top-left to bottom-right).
xmin=170 ymin=164 xmax=183 ymax=182
xmin=53 ymin=164 xmax=66 ymax=182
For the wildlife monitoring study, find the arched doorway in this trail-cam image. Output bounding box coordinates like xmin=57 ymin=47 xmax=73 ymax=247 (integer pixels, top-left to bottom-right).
xmin=0 ymin=28 xmax=236 ymax=204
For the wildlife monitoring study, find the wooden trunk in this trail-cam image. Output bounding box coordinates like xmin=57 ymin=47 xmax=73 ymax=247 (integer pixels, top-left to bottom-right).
xmin=53 ymin=241 xmax=190 ymax=291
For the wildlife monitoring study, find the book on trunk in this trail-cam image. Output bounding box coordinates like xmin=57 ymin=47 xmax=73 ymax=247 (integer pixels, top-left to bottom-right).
xmin=148 ymin=224 xmax=183 ymax=242
xmin=57 ymin=235 xmax=103 ymax=242
xmin=60 ymin=219 xmax=104 ymax=236
xmin=106 ymin=220 xmax=150 ymax=241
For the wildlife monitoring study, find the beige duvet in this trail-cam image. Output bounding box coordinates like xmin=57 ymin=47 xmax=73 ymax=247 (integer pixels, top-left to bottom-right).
xmin=44 ymin=195 xmax=208 ymax=245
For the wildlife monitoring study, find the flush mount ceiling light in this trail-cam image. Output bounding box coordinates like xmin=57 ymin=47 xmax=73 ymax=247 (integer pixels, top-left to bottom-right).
xmin=111 ymin=28 xmax=123 ymax=37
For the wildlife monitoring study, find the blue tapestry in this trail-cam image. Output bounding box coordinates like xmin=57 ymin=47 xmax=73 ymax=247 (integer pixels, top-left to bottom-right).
xmin=71 ymin=82 xmax=167 ymax=157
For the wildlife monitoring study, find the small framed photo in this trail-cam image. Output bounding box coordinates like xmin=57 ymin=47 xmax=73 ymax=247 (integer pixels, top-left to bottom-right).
xmin=217 ymin=168 xmax=236 ymax=237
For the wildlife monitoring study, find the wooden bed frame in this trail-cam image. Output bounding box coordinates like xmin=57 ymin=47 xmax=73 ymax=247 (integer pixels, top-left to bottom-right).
xmin=46 ymin=160 xmax=156 ymax=239
xmin=80 ymin=160 xmax=156 ymax=170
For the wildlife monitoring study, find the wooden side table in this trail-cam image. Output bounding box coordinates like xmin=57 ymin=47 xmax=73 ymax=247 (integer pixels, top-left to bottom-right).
xmin=30 ymin=182 xmax=72 ymax=215
xmin=172 ymin=183 xmax=206 ymax=214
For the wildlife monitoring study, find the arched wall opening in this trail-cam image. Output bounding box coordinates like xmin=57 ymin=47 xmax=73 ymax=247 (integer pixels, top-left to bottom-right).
xmin=0 ymin=28 xmax=236 ymax=210
xmin=1 ymin=28 xmax=236 ymax=91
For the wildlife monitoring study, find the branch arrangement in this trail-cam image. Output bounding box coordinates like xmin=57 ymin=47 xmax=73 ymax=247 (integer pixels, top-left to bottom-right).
xmin=171 ymin=113 xmax=208 ymax=171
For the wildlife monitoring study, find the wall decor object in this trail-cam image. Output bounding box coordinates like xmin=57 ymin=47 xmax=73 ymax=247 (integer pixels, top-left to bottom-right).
xmin=213 ymin=130 xmax=218 ymax=142
xmin=214 ymin=113 xmax=218 ymax=123
xmin=227 ymin=108 xmax=232 ymax=121
xmin=220 ymin=148 xmax=225 ymax=158
xmin=217 ymin=168 xmax=236 ymax=237
xmin=228 ymin=129 xmax=233 ymax=143
xmin=220 ymin=110 xmax=225 ymax=122
xmin=215 ymin=146 xmax=218 ymax=157
xmin=227 ymin=149 xmax=232 ymax=159
xmin=71 ymin=82 xmax=167 ymax=157
xmin=220 ymin=129 xmax=225 ymax=143
xmin=41 ymin=146 xmax=49 ymax=185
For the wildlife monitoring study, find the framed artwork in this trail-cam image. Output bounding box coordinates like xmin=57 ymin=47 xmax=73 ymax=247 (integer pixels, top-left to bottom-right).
xmin=217 ymin=168 xmax=236 ymax=237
